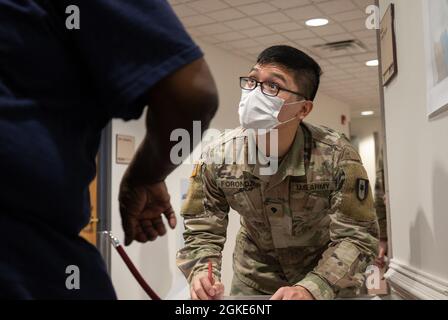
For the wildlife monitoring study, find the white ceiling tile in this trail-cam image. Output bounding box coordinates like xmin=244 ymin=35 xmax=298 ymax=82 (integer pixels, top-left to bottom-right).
xmin=237 ymin=2 xmax=278 ymax=15
xmin=223 ymin=0 xmax=262 ymax=6
xmin=254 ymin=33 xmax=288 ymax=45
xmin=345 ymin=67 xmax=365 ymax=74
xmin=363 ymin=36 xmax=378 ymax=46
xmin=310 ymin=23 xmax=345 ymax=36
xmin=214 ymin=31 xmax=247 ymax=41
xmin=338 ymin=62 xmax=363 ymax=69
xmin=285 ymin=5 xmax=324 ymax=21
xmin=365 ymin=43 xmax=377 ymax=52
xmin=188 ymin=0 xmax=229 ymax=13
xmin=196 ymin=23 xmax=233 ymax=35
xmin=322 ymin=64 xmax=338 ymax=71
xmin=331 ymin=73 xmax=354 ymax=81
xmin=224 ymin=17 xmax=260 ymax=30
xmin=342 ymin=19 xmax=369 ymax=32
xmin=199 ymin=35 xmax=221 ymax=44
xmin=353 ymin=52 xmax=378 ymax=62
xmin=343 ymin=78 xmax=364 ymax=86
xmin=332 ymin=9 xmax=365 ymax=22
xmin=269 ymin=22 xmax=303 ymax=33
xmin=316 ymin=0 xmax=357 ymax=15
xmin=241 ymin=25 xmax=275 ymax=37
xmin=353 ymin=29 xmax=376 ymax=39
xmin=295 ymin=37 xmax=326 ymax=48
xmin=354 ymin=0 xmax=375 ymax=11
xmin=328 ymin=70 xmax=350 ymax=77
xmin=271 ymin=0 xmax=311 ymax=9
xmin=182 ymin=15 xmax=215 ymax=27
xmin=227 ymin=38 xmax=260 ymax=48
xmin=207 ymin=8 xmax=245 ymax=21
xmin=236 ymin=52 xmax=258 ymax=62
xmin=253 ymin=12 xmax=290 ymax=25
xmin=327 ymin=56 xmax=355 ymax=64
xmin=283 ymin=29 xmax=316 ymax=40
xmin=244 ymin=45 xmax=268 ymax=54
xmin=214 ymin=43 xmax=232 ymax=52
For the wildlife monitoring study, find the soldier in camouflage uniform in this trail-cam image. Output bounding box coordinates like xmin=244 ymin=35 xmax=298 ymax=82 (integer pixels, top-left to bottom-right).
xmin=176 ymin=46 xmax=379 ymax=300
xmin=374 ymin=149 xmax=388 ymax=268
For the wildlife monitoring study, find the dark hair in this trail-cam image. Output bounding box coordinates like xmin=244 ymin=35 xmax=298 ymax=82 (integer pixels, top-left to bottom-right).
xmin=256 ymin=45 xmax=322 ymax=101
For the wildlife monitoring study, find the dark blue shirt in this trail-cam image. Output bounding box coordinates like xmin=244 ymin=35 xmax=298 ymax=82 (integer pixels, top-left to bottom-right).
xmin=0 ymin=0 xmax=202 ymax=299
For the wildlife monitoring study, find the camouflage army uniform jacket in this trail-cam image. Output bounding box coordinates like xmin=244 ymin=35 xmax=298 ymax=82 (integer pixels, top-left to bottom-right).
xmin=374 ymin=149 xmax=388 ymax=240
xmin=177 ymin=122 xmax=379 ymax=300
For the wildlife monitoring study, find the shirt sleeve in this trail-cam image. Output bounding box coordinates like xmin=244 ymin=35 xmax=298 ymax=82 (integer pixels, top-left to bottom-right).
xmin=55 ymin=0 xmax=203 ymax=120
xmin=176 ymin=157 xmax=230 ymax=284
xmin=296 ymin=143 xmax=380 ymax=300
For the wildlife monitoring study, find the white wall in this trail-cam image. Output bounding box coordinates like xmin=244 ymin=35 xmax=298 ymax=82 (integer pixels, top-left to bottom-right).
xmin=308 ymin=92 xmax=351 ymax=137
xmin=109 ymin=41 xmax=355 ymax=299
xmin=350 ymin=116 xmax=382 ymax=192
xmin=380 ymin=0 xmax=448 ymax=295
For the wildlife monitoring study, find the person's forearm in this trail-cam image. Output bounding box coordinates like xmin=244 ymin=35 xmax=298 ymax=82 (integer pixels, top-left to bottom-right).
xmin=124 ymin=104 xmax=216 ymax=185
xmin=123 ymin=58 xmax=218 ymax=186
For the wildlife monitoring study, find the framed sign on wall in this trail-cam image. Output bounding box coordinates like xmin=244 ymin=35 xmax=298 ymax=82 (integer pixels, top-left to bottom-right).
xmin=380 ymin=3 xmax=398 ymax=86
xmin=116 ymin=134 xmax=135 ymax=164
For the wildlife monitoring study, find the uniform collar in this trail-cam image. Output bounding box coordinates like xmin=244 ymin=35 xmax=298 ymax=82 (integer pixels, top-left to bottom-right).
xmin=243 ymin=124 xmax=307 ymax=188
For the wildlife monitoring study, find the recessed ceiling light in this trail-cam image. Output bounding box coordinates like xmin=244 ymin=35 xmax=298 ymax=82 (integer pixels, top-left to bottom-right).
xmin=366 ymin=59 xmax=379 ymax=67
xmin=305 ymin=18 xmax=329 ymax=27
xmin=361 ymin=111 xmax=375 ymax=116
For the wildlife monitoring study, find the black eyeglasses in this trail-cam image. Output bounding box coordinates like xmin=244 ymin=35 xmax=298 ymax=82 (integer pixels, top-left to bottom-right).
xmin=239 ymin=77 xmax=308 ymax=100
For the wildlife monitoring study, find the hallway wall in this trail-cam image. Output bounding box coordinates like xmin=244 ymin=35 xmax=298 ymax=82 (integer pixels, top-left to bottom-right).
xmin=350 ymin=116 xmax=382 ymax=194
xmin=380 ymin=0 xmax=448 ymax=298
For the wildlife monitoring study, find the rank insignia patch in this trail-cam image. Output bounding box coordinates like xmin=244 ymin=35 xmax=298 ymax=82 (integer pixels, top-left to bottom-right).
xmin=356 ymin=178 xmax=369 ymax=201
xmin=191 ymin=163 xmax=200 ymax=178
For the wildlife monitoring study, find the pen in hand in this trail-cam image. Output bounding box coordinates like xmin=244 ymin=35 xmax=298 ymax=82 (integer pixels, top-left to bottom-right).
xmin=208 ymin=260 xmax=215 ymax=286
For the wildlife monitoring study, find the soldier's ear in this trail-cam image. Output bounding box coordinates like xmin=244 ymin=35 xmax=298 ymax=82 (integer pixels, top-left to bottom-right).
xmin=299 ymin=101 xmax=313 ymax=120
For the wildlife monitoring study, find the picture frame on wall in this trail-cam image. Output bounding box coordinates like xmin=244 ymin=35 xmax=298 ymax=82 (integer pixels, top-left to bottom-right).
xmin=422 ymin=0 xmax=448 ymax=117
xmin=380 ymin=4 xmax=398 ymax=86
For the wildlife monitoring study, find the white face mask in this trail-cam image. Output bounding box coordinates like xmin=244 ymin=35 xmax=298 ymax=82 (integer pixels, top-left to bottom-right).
xmin=238 ymin=87 xmax=305 ymax=130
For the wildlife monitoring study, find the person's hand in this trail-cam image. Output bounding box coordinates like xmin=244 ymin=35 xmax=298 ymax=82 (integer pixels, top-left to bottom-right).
xmin=190 ymin=273 xmax=225 ymax=300
xmin=270 ymin=286 xmax=315 ymax=300
xmin=375 ymin=239 xmax=388 ymax=269
xmin=119 ymin=179 xmax=176 ymax=246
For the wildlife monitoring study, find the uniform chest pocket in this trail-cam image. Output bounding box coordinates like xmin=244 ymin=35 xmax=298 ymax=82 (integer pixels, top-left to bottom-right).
xmin=289 ymin=182 xmax=333 ymax=236
xmin=228 ymin=191 xmax=255 ymax=213
xmin=218 ymin=179 xmax=263 ymax=221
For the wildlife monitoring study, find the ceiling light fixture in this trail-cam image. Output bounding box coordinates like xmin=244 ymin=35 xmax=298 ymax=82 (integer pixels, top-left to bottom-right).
xmin=361 ymin=111 xmax=375 ymax=116
xmin=366 ymin=59 xmax=379 ymax=67
xmin=305 ymin=18 xmax=329 ymax=27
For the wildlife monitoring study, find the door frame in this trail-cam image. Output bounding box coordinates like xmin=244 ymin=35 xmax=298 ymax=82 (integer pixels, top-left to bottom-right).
xmin=96 ymin=122 xmax=113 ymax=274
xmin=375 ymin=0 xmax=393 ymax=262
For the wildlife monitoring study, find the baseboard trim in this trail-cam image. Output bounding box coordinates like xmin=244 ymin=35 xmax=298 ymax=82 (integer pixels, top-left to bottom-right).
xmin=385 ymin=259 xmax=448 ymax=300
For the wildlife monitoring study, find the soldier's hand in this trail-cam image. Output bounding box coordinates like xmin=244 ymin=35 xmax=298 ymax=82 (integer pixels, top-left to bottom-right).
xmin=270 ymin=286 xmax=315 ymax=300
xmin=190 ymin=274 xmax=225 ymax=300
xmin=119 ymin=178 xmax=176 ymax=246
xmin=375 ymin=239 xmax=388 ymax=268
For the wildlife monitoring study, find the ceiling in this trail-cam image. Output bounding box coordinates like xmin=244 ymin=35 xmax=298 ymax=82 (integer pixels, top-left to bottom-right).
xmin=168 ymin=0 xmax=381 ymax=118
